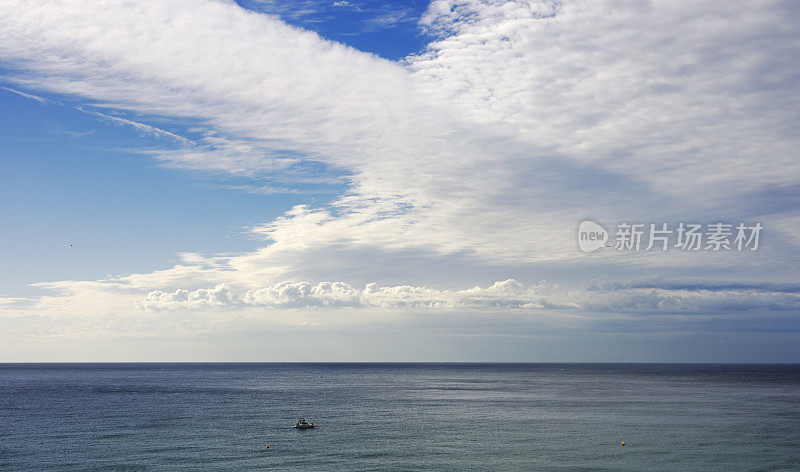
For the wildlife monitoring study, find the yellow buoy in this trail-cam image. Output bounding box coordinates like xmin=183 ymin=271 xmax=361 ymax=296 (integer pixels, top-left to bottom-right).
xmin=621 ymin=442 xmax=626 ymax=446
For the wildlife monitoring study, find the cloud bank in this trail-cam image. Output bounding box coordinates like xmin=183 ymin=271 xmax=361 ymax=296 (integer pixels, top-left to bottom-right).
xmin=140 ymin=278 xmax=800 ymax=315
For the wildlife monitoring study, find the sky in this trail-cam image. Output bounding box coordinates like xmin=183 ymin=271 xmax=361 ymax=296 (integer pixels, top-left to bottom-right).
xmin=0 ymin=0 xmax=799 ymax=362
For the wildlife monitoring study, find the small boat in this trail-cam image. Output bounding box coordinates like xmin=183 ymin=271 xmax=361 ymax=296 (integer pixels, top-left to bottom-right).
xmin=293 ymin=418 xmax=315 ymax=429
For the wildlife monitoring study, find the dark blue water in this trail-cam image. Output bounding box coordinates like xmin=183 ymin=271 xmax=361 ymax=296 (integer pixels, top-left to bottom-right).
xmin=1 ymin=363 xmax=798 ymax=471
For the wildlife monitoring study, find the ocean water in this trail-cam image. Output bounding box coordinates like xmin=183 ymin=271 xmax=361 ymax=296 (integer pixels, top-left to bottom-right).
xmin=1 ymin=363 xmax=799 ymax=471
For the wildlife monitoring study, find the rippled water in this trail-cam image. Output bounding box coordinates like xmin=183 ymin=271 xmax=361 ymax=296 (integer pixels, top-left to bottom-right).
xmin=1 ymin=363 xmax=799 ymax=471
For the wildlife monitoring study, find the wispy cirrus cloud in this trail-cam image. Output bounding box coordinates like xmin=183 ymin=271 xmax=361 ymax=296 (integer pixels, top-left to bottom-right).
xmin=1 ymin=86 xmax=53 ymax=104
xmin=362 ymin=7 xmax=418 ymax=31
xmin=76 ymin=107 xmax=193 ymax=145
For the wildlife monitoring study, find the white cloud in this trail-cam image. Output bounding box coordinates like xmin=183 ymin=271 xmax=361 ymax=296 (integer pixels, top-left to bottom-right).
xmin=363 ymin=8 xmax=417 ymax=30
xmin=2 ymin=276 xmax=798 ymax=341
xmin=1 ymin=85 xmax=52 ymax=104
xmin=76 ymin=107 xmax=193 ymax=144
xmin=137 ymin=278 xmax=800 ymax=315
xmin=3 ymin=0 xmax=797 ymax=271
xmin=408 ymin=0 xmax=800 ymax=198
xmin=0 ymin=0 xmax=799 ymax=342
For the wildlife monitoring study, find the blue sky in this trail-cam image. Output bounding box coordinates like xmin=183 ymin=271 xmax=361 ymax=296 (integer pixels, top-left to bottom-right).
xmin=0 ymin=86 xmax=340 ymax=295
xmin=235 ymin=0 xmax=430 ymax=59
xmin=1 ymin=0 xmax=799 ymax=361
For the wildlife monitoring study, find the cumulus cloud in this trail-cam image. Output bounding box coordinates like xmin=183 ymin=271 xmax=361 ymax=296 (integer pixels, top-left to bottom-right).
xmin=142 ymin=281 xmax=362 ymax=310
xmin=138 ymin=278 xmax=800 ymax=315
xmin=138 ymin=279 xmax=557 ymax=311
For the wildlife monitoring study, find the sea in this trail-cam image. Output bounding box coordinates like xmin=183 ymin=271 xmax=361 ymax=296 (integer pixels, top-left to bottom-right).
xmin=1 ymin=363 xmax=798 ymax=471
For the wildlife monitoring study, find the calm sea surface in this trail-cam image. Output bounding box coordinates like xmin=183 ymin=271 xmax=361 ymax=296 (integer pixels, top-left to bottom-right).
xmin=1 ymin=363 xmax=798 ymax=471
